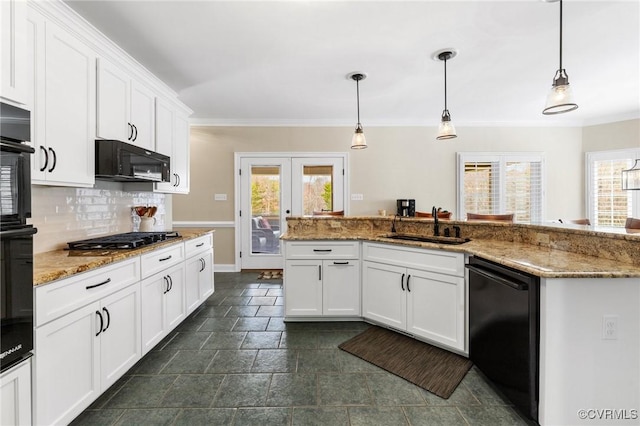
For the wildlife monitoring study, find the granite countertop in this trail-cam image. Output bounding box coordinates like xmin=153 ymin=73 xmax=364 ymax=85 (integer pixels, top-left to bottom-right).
xmin=282 ymin=232 xmax=640 ymax=278
xmin=33 ymin=228 xmax=214 ymax=286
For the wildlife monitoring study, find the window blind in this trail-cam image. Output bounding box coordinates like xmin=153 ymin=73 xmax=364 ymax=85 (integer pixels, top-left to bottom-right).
xmin=589 ymin=155 xmax=633 ymax=227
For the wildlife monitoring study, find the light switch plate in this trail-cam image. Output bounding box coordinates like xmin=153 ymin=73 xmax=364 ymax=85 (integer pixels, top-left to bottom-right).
xmin=214 ymin=194 xmax=227 ymax=201
xmin=351 ymin=193 xmax=364 ymax=201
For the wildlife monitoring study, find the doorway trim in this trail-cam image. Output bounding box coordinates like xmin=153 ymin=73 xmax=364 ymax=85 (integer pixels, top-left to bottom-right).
xmin=234 ymin=152 xmax=350 ymax=271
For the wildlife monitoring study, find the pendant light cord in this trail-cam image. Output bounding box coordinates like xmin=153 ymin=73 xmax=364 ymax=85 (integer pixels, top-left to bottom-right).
xmin=559 ymin=0 xmax=563 ymax=70
xmin=443 ymin=56 xmax=448 ymax=111
xmin=356 ymin=78 xmax=361 ymax=124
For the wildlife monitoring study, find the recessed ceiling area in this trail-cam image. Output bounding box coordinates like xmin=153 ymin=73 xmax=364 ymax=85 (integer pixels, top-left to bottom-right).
xmin=64 ymin=0 xmax=640 ymax=127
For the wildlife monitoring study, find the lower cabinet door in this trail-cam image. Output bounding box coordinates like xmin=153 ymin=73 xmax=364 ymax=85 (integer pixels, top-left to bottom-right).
xmin=406 ymin=268 xmax=465 ymax=351
xmin=99 ymin=284 xmax=141 ymax=391
xmin=284 ymin=260 xmax=322 ymax=316
xmin=141 ymin=273 xmax=166 ymax=354
xmin=322 ymin=260 xmax=360 ymax=316
xmin=1 ymin=358 xmax=32 ymax=426
xmin=362 ymin=261 xmax=406 ymax=330
xmin=165 ymin=264 xmax=186 ymax=330
xmin=198 ymin=250 xmax=214 ymax=301
xmin=34 ymin=302 xmax=100 ymax=426
xmin=185 ymin=255 xmax=202 ymax=315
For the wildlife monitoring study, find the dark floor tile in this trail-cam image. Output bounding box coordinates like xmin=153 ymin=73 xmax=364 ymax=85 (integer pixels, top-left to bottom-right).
xmin=318 ymin=373 xmax=372 ymax=405
xmin=258 ymin=283 xmax=282 ymax=289
xmin=175 ymin=315 xmax=208 ymax=331
xmin=420 ymin=381 xmax=481 ymax=406
xmin=195 ymin=305 xmax=231 ymax=318
xmin=204 ymin=294 xmax=226 ymax=306
xmin=458 ymin=405 xmax=530 ymax=425
xmin=266 ymin=317 xmax=287 ymax=331
xmin=252 ymin=349 xmax=298 ymax=373
xmin=266 ymin=288 xmax=283 ymax=296
xmin=214 ymin=288 xmax=246 ymax=297
xmin=199 ymin=317 xmax=238 ymax=332
xmin=70 ymin=409 xmax=124 ymax=426
xmin=113 ymin=408 xmax=181 ymax=425
xmin=88 ymin=375 xmax=131 ymax=409
xmin=403 ymin=406 xmax=468 ymax=426
xmin=280 ymin=331 xmax=319 ymax=349
xmin=241 ymin=288 xmax=268 ymax=296
xmin=336 ymin=351 xmax=381 ymax=373
xmin=266 ymin=373 xmax=317 ymax=406
xmin=463 ymin=370 xmax=512 ymax=406
xmin=220 ymin=296 xmax=252 ymax=306
xmin=317 ymin=330 xmax=361 ymax=348
xmin=365 ymin=373 xmax=425 ymax=406
xmin=233 ymin=407 xmax=291 ymax=426
xmin=212 ymin=374 xmax=271 ymax=407
xmin=240 ymin=331 xmax=282 ymax=349
xmin=297 ymin=349 xmax=340 ymax=372
xmin=348 ymin=406 xmax=409 ymax=426
xmin=161 ymin=350 xmax=216 ymax=374
xmin=127 ymin=349 xmax=178 ymax=375
xmin=226 ymin=305 xmax=259 ymax=317
xmin=248 ymin=296 xmax=277 ymax=305
xmin=201 ymin=331 xmax=247 ymax=350
xmin=161 ymin=331 xmax=211 ymax=351
xmin=274 ymin=296 xmax=284 ymax=306
xmin=173 ymin=408 xmax=236 ymax=426
xmin=160 ymin=374 xmax=225 ymax=408
xmin=232 ymin=317 xmax=270 ymax=331
xmin=256 ymin=305 xmax=284 ymax=317
xmin=207 ymin=350 xmax=257 ymax=373
xmin=292 ymin=407 xmax=349 ymax=426
xmin=105 ymin=375 xmax=178 ymax=408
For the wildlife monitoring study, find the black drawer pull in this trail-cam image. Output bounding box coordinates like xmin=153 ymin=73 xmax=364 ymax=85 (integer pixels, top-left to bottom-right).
xmin=196 ymin=242 xmax=205 ymax=247
xmin=333 ymin=261 xmax=349 ymax=265
xmin=313 ymin=249 xmax=332 ymax=252
xmin=159 ymin=255 xmax=172 ymax=262
xmin=401 ymin=273 xmax=405 ymax=291
xmin=86 ymin=278 xmax=111 ymax=290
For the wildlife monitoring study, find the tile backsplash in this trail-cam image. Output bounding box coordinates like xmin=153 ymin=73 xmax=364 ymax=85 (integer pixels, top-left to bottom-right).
xmin=30 ymin=181 xmax=172 ymax=253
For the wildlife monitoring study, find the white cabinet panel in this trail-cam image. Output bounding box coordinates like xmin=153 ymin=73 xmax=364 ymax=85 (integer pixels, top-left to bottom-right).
xmin=362 ymin=261 xmax=406 ymax=329
xmin=130 ymin=80 xmax=155 ymax=150
xmin=96 ymin=57 xmax=129 ymax=142
xmin=284 ymin=260 xmax=323 ymax=316
xmin=0 ymin=358 xmax=32 ymax=426
xmin=186 ymin=248 xmax=214 ymax=315
xmin=322 ymin=260 xmax=360 ymax=316
xmin=1 ymin=0 xmax=27 ymax=105
xmin=154 ymin=98 xmax=190 ymax=193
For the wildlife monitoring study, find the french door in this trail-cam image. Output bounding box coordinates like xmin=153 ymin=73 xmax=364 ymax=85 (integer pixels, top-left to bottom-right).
xmin=237 ymin=153 xmax=347 ymax=270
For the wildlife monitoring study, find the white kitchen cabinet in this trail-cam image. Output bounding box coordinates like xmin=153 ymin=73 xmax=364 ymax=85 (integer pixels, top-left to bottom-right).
xmin=1 ymin=0 xmax=27 ymax=105
xmin=27 ymin=8 xmax=95 ymax=187
xmin=362 ymin=242 xmax=465 ymax=352
xmin=185 ymin=234 xmax=215 ymax=315
xmin=284 ymin=241 xmax=360 ymax=318
xmin=33 ymin=258 xmax=141 ymax=426
xmin=96 ymin=57 xmax=155 ymax=150
xmin=0 ymin=357 xmax=32 ymax=426
xmin=141 ymin=262 xmax=186 ymax=354
xmin=153 ymin=97 xmax=190 ymax=193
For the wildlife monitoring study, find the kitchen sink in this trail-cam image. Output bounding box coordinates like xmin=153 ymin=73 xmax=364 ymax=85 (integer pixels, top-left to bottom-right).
xmin=379 ymin=233 xmax=471 ymax=245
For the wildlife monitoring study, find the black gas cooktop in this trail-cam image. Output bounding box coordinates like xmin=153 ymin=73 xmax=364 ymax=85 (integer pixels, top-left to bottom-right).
xmin=67 ymin=231 xmax=181 ymax=250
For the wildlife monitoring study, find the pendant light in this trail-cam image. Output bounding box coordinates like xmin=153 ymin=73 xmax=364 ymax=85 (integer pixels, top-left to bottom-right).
xmin=542 ymin=0 xmax=578 ymax=115
xmin=348 ymin=72 xmax=367 ymax=149
xmin=622 ymin=159 xmax=640 ymax=190
xmin=434 ymin=49 xmax=458 ymax=140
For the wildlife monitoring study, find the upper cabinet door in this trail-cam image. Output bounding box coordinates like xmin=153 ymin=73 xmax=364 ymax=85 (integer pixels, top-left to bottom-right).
xmin=0 ymin=0 xmax=27 ymax=105
xmin=96 ymin=57 xmax=130 ymax=142
xmin=130 ymin=80 xmax=155 ymax=151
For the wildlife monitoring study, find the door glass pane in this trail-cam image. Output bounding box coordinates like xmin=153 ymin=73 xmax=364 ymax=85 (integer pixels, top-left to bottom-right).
xmin=592 ymin=159 xmax=632 ymax=227
xmin=302 ymin=165 xmax=333 ymax=215
xmin=463 ymin=162 xmax=496 ymax=214
xmin=251 ymin=166 xmax=281 ymax=254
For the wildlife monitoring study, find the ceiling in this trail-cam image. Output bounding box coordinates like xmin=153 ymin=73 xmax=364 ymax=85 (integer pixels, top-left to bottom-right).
xmin=64 ymin=0 xmax=640 ymax=127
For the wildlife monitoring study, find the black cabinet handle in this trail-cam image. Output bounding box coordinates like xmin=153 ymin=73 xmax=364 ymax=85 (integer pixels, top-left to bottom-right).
xmin=199 ymin=258 xmax=205 ymax=272
xmin=168 ymin=275 xmax=173 ymax=292
xmin=48 ymin=147 xmax=57 ymax=172
xmin=163 ymin=276 xmax=169 ymax=294
xmin=102 ymin=307 xmax=110 ymax=332
xmin=407 ymin=275 xmax=411 ymax=292
xmin=196 ymin=242 xmax=204 ymax=247
xmin=39 ymin=146 xmax=48 ymax=171
xmin=401 ymin=273 xmax=405 ymax=291
xmin=318 ymin=265 xmax=322 ymax=281
xmin=313 ymin=249 xmax=332 ymax=252
xmin=86 ymin=278 xmax=111 ymax=290
xmin=176 ymin=174 xmax=181 ymax=187
xmin=128 ymin=123 xmax=133 ymax=140
xmin=95 ymin=310 xmax=103 ymax=336
xmin=132 ymin=124 xmax=138 ymax=141
xmin=159 ymin=255 xmax=172 ymax=262
xmin=333 ymin=261 xmax=349 ymax=265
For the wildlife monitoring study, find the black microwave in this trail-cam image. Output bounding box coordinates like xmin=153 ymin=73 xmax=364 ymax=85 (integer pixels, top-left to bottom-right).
xmin=95 ymin=140 xmax=170 ymax=183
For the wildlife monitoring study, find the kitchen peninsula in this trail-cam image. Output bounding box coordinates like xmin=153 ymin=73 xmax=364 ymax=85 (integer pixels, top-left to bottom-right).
xmin=282 ymin=216 xmax=640 ymax=426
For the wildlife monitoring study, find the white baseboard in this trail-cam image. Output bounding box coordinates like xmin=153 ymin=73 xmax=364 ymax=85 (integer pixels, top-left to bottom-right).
xmin=213 ymin=264 xmax=237 ymax=272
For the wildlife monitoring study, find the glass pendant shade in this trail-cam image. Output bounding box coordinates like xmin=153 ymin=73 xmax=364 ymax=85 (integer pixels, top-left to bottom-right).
xmin=622 ymin=160 xmax=640 ymax=190
xmin=436 ymin=110 xmax=457 ymax=140
xmin=351 ymin=123 xmax=367 ymax=149
xmin=542 ymin=69 xmax=578 ymax=115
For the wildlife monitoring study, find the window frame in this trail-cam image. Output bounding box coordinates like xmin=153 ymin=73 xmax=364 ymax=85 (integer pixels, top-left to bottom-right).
xmin=585 ymin=148 xmax=640 ymax=227
xmin=456 ymin=152 xmax=546 ymax=222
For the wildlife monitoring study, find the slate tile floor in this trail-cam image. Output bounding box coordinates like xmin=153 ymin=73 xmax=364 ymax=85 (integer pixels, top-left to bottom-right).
xmin=71 ymin=272 xmax=533 ymax=426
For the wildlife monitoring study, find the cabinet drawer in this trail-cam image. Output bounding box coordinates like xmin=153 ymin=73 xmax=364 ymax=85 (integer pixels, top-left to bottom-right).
xmin=141 ymin=243 xmax=184 ymax=278
xmin=285 ymin=241 xmax=359 ymax=259
xmin=363 ymin=242 xmax=464 ymax=277
xmin=185 ymin=233 xmax=213 ymax=258
xmin=35 ymin=257 xmax=140 ymax=327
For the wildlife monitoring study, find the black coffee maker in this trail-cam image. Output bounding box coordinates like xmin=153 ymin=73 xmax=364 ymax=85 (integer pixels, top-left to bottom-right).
xmin=396 ymin=199 xmax=415 ymax=217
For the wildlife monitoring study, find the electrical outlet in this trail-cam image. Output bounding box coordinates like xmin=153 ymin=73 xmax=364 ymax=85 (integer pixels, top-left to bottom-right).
xmin=214 ymin=193 xmax=227 ymax=201
xmin=351 ymin=193 xmax=364 ymax=201
xmin=602 ymin=315 xmax=619 ymax=340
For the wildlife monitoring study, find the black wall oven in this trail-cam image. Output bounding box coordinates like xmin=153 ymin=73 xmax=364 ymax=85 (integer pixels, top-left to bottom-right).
xmin=1 ymin=102 xmax=36 ymax=372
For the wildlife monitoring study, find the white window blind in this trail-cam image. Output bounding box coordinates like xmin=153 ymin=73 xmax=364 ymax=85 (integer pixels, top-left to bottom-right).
xmin=586 ymin=150 xmax=639 ymax=227
xmin=457 ymin=153 xmax=544 ymax=222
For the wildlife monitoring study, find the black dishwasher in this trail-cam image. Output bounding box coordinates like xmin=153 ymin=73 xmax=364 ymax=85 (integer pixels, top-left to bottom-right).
xmin=467 ymin=256 xmax=540 ymax=422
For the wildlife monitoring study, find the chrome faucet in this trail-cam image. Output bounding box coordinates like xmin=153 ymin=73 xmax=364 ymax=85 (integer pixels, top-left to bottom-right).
xmin=432 ymin=206 xmax=440 ymax=236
